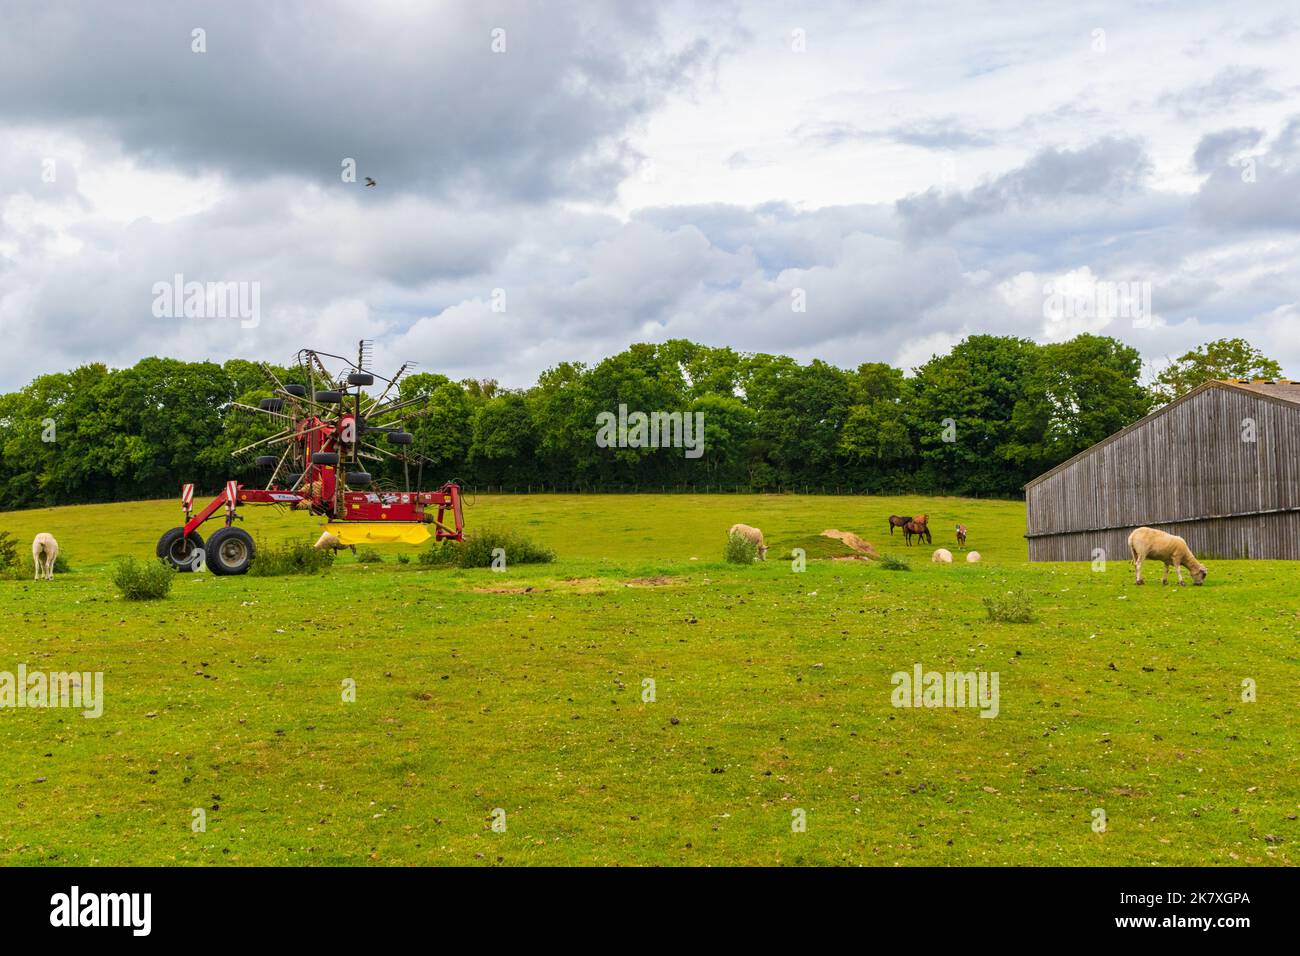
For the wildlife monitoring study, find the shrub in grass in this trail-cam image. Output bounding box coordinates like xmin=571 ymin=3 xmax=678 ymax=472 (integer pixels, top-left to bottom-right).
xmin=0 ymin=531 xmax=17 ymax=571
xmin=983 ymin=588 xmax=1037 ymax=623
xmin=248 ymin=540 xmax=334 ymax=576
xmin=356 ymin=548 xmax=384 ymax=564
xmin=419 ymin=527 xmax=554 ymax=568
xmin=395 ymin=552 xmax=411 ymax=565
xmin=113 ymin=557 xmax=174 ymax=600
xmin=724 ymin=531 xmax=758 ymax=564
xmin=3 ymin=553 xmax=71 ymax=580
xmin=877 ymin=553 xmax=911 ymax=571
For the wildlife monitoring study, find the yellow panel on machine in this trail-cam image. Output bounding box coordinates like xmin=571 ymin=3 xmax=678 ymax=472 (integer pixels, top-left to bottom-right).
xmin=323 ymin=522 xmax=431 ymax=545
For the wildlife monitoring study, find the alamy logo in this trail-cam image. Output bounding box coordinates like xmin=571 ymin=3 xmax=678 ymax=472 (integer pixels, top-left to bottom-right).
xmin=0 ymin=665 xmax=102 ymax=718
xmin=50 ymin=886 xmax=151 ymax=936
xmin=891 ymin=663 xmax=999 ymax=718
xmin=152 ymin=273 xmax=260 ymax=328
xmin=595 ymin=404 xmax=704 ymax=459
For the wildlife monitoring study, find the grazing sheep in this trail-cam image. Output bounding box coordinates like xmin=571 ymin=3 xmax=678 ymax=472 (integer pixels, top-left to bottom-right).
xmin=932 ymin=548 xmax=953 ymax=563
xmin=955 ymin=524 xmax=967 ymax=546
xmin=32 ymin=533 xmax=59 ymax=581
xmin=1128 ymin=526 xmax=1207 ymax=586
xmin=728 ymin=523 xmax=768 ymax=560
xmin=966 ymin=550 xmax=981 ymax=563
xmin=313 ymin=531 xmax=356 ymax=555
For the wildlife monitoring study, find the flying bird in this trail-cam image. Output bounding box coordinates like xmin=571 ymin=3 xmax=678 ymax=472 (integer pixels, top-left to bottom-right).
xmin=365 ymin=177 xmax=376 ymax=187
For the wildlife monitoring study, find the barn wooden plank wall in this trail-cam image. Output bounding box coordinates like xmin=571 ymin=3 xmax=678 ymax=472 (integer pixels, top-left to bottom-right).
xmin=1025 ymin=385 xmax=1300 ymax=560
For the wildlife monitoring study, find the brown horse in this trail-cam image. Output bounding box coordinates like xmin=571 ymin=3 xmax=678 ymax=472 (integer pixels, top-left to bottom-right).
xmin=903 ymin=520 xmax=931 ymax=546
xmin=887 ymin=515 xmax=910 ymax=536
xmin=955 ymin=524 xmax=967 ymax=546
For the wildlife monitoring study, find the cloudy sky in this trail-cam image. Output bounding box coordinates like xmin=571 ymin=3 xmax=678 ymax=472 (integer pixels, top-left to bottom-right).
xmin=2 ymin=0 xmax=1299 ymax=390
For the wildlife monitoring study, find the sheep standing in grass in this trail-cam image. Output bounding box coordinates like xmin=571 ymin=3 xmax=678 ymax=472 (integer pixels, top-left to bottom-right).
xmin=313 ymin=531 xmax=356 ymax=555
xmin=32 ymin=533 xmax=59 ymax=581
xmin=728 ymin=523 xmax=768 ymax=560
xmin=1128 ymin=526 xmax=1207 ymax=586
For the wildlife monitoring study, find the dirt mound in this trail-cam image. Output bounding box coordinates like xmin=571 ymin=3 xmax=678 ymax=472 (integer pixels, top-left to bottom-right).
xmin=820 ymin=529 xmax=879 ymax=558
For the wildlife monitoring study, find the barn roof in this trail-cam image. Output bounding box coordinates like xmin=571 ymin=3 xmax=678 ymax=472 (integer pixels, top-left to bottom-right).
xmin=1023 ymin=378 xmax=1300 ymax=490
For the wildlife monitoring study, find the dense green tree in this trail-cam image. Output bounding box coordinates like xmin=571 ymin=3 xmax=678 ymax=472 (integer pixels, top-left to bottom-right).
xmin=0 ymin=334 xmax=1273 ymax=507
xmin=1151 ymin=337 xmax=1283 ymax=405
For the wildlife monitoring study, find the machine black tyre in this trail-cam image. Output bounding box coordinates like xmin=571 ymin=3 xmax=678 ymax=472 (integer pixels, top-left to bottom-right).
xmin=388 ymin=431 xmax=413 ymax=444
xmin=311 ymin=451 xmax=340 ymax=465
xmin=346 ymin=471 xmax=372 ymax=486
xmin=284 ymin=384 xmax=308 ymax=397
xmin=285 ymin=472 xmax=302 ymax=485
xmin=156 ymin=527 xmax=205 ymax=572
xmin=314 ymin=390 xmax=344 ymax=403
xmin=254 ymin=455 xmax=278 ymax=467
xmin=259 ymin=398 xmax=284 ymax=412
xmin=347 ymin=372 xmax=374 ymax=386
xmin=206 ymin=527 xmax=255 ymax=576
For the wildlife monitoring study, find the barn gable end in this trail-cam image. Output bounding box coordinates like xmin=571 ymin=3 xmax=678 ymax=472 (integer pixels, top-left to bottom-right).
xmin=1025 ymin=381 xmax=1300 ymax=560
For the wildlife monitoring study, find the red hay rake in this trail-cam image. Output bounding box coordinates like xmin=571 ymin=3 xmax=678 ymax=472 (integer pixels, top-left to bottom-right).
xmin=156 ymin=341 xmax=463 ymax=575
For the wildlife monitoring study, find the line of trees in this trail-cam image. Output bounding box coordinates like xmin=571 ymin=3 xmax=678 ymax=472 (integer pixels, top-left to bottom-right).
xmin=0 ymin=334 xmax=1282 ymax=510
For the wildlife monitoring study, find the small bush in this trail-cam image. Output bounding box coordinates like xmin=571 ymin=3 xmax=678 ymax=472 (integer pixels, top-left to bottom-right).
xmin=877 ymin=553 xmax=911 ymax=571
xmin=983 ymin=588 xmax=1037 ymax=623
xmin=113 ymin=557 xmax=174 ymax=600
xmin=356 ymin=548 xmax=384 ymax=563
xmin=395 ymin=553 xmax=411 ymax=565
xmin=724 ymin=531 xmax=758 ymax=564
xmin=2 ymin=553 xmax=72 ymax=580
xmin=248 ymin=540 xmax=334 ymax=576
xmin=420 ymin=527 xmax=554 ymax=569
xmin=0 ymin=531 xmax=17 ymax=571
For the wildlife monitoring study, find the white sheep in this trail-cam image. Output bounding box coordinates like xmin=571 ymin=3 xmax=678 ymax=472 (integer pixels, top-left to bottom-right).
xmin=728 ymin=523 xmax=768 ymax=560
xmin=32 ymin=533 xmax=59 ymax=581
xmin=1128 ymin=527 xmax=1207 ymax=586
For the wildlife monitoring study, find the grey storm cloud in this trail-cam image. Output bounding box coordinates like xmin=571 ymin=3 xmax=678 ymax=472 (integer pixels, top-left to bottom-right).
xmin=0 ymin=0 xmax=709 ymax=202
xmin=1194 ymin=117 xmax=1300 ymax=229
xmin=895 ymin=137 xmax=1151 ymax=239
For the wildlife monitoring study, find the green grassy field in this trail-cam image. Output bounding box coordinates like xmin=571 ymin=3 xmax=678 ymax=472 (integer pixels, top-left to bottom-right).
xmin=0 ymin=493 xmax=1296 ymax=866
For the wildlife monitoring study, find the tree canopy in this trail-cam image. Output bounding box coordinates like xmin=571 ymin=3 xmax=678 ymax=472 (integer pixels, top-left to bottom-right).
xmin=0 ymin=334 xmax=1281 ymax=509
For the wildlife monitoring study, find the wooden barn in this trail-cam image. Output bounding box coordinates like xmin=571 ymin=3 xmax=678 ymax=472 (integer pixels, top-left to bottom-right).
xmin=1025 ymin=379 xmax=1300 ymax=561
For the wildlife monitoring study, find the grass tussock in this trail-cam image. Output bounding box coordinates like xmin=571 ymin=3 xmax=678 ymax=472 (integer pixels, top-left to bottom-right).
xmin=112 ymin=557 xmax=174 ymax=600
xmin=877 ymin=553 xmax=911 ymax=571
xmin=248 ymin=540 xmax=334 ymax=576
xmin=724 ymin=531 xmax=758 ymax=564
xmin=420 ymin=527 xmax=554 ymax=569
xmin=356 ymin=548 xmax=384 ymax=564
xmin=983 ymin=588 xmax=1037 ymax=623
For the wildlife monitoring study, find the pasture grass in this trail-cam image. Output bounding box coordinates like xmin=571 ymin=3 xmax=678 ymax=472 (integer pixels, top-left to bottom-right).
xmin=0 ymin=493 xmax=1296 ymax=866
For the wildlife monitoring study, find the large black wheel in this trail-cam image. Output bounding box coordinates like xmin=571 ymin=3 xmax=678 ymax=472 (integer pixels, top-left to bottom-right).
xmin=311 ymin=451 xmax=339 ymax=465
xmin=259 ymin=398 xmax=284 ymax=412
xmin=314 ymin=390 xmax=344 ymax=403
xmin=206 ymin=527 xmax=255 ymax=576
xmin=156 ymin=527 xmax=205 ymax=571
xmin=254 ymin=455 xmax=279 ymax=467
xmin=346 ymin=471 xmax=372 ymax=487
xmin=347 ymin=372 xmax=374 ymax=386
xmin=284 ymin=384 xmax=308 ymax=397
xmin=388 ymin=431 xmax=413 ymax=445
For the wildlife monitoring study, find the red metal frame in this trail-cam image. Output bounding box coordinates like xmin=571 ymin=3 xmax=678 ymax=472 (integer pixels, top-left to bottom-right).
xmin=181 ymin=476 xmax=463 ymax=541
